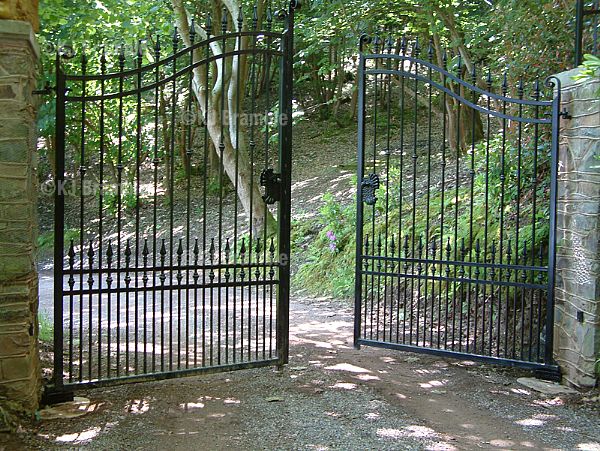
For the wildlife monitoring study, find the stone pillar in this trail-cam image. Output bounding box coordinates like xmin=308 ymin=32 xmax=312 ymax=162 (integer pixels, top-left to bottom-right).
xmin=554 ymin=68 xmax=600 ymax=389
xmin=0 ymin=19 xmax=41 ymax=420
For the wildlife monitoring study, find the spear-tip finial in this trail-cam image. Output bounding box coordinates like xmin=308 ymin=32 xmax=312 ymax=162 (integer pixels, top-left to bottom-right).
xmin=221 ymin=6 xmax=228 ymax=33
xmin=190 ymin=18 xmax=197 ymax=43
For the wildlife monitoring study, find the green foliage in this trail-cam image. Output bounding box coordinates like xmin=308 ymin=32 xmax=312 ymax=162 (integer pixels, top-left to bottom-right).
xmin=295 ymin=193 xmax=357 ymax=297
xmin=37 ymin=229 xmax=81 ymax=250
xmin=37 ymin=312 xmax=54 ymax=343
xmin=577 ymin=54 xmax=600 ymax=78
xmin=485 ymin=0 xmax=574 ymax=83
xmin=574 ymin=54 xmax=600 ymax=98
xmin=296 ymin=131 xmax=551 ymax=298
xmin=103 ymin=183 xmax=139 ymax=215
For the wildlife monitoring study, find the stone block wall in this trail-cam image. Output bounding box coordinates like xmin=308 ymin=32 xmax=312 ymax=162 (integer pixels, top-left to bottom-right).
xmin=554 ymin=68 xmax=600 ymax=389
xmin=0 ymin=19 xmax=41 ymax=418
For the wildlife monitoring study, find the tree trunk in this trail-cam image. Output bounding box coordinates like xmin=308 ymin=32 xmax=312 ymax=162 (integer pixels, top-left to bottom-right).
xmin=431 ymin=12 xmax=484 ymax=154
xmin=173 ymin=0 xmax=275 ymax=236
xmin=332 ymin=45 xmax=345 ymax=116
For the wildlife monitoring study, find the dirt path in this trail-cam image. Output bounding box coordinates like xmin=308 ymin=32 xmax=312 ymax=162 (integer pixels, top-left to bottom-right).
xmin=3 ymin=295 xmax=599 ymax=451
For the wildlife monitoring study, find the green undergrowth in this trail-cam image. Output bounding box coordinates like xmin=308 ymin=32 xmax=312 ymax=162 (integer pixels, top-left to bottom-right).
xmin=37 ymin=313 xmax=54 ymax=343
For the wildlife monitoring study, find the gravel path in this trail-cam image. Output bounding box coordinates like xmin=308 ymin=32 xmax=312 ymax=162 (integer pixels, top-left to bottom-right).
xmin=3 ymin=295 xmax=599 ymax=450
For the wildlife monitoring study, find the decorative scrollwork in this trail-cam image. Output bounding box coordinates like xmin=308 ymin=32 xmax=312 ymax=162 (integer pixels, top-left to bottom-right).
xmin=359 ymin=33 xmax=372 ymax=51
xmin=361 ymin=173 xmax=379 ymax=206
xmin=543 ymin=75 xmax=561 ymax=91
xmin=58 ymin=44 xmax=75 ymax=59
xmin=260 ymin=168 xmax=282 ymax=204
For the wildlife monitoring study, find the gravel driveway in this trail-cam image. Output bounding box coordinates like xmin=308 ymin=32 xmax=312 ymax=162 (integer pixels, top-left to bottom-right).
xmin=3 ymin=295 xmax=599 ymax=450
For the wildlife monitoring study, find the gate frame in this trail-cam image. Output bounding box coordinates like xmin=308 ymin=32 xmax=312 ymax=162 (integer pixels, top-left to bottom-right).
xmin=353 ymin=38 xmax=563 ymax=381
xmin=49 ymin=2 xmax=297 ymax=396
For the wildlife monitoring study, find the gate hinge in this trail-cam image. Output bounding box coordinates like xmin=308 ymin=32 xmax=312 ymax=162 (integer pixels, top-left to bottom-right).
xmin=361 ymin=173 xmax=380 ymax=206
xmin=260 ymin=168 xmax=282 ymax=204
xmin=559 ymin=108 xmax=572 ymax=120
xmin=33 ymin=81 xmax=55 ymax=96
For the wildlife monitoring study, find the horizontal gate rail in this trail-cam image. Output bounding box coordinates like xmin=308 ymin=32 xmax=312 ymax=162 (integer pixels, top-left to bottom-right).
xmin=354 ymin=33 xmax=562 ymax=379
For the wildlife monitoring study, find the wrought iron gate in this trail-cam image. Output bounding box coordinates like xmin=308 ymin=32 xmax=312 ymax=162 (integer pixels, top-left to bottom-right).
xmin=354 ymin=35 xmax=562 ymax=378
xmin=52 ymin=4 xmax=296 ymax=390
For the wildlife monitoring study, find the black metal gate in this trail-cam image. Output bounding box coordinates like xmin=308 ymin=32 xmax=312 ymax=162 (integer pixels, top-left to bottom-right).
xmin=354 ymin=35 xmax=562 ymax=378
xmin=52 ymin=3 xmax=296 ymax=390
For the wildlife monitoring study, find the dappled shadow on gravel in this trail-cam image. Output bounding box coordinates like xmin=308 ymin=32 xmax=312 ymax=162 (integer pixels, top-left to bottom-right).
xmin=3 ymin=296 xmax=600 ymax=450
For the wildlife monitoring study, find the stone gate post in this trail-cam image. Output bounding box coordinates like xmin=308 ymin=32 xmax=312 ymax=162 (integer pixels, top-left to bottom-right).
xmin=0 ymin=16 xmax=41 ymax=423
xmin=554 ymin=69 xmax=600 ymax=389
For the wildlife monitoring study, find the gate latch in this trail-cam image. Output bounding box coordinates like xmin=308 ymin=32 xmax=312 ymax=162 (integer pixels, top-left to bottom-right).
xmin=361 ymin=173 xmax=380 ymax=206
xmin=260 ymin=168 xmax=282 ymax=204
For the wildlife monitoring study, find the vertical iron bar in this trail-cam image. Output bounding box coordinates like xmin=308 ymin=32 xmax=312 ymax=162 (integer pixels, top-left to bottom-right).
xmin=255 ymin=240 xmax=261 ymax=359
xmin=169 ymin=30 xmax=179 ymax=371
xmin=466 ymin=67 xmax=477 ymax=353
xmin=458 ymin=238 xmax=465 ymax=352
xmin=514 ymin=80 xmax=524 ymax=360
xmin=410 ymin=38 xmax=420 ymax=346
xmin=67 ymin=243 xmax=74 ymax=382
xmin=233 ymin=10 xmax=243 ymax=364
xmin=382 ymin=36 xmax=393 ymax=343
xmin=544 ymin=76 xmax=561 ymax=365
xmin=135 ymin=40 xmax=143 ymax=375
xmin=209 ymin=239 xmax=215 ymax=365
xmin=193 ymin=239 xmax=199 ymax=366
xmin=159 ymin=240 xmax=166 ymax=371
xmin=424 ymin=41 xmax=433 ymax=347
xmin=142 ymin=240 xmax=149 ymax=373
xmin=575 ymin=0 xmax=585 ymax=67
xmin=354 ymin=50 xmax=366 ymax=348
xmin=370 ymin=36 xmax=380 ymax=342
xmin=106 ymin=242 xmax=113 ymax=378
xmin=98 ymin=48 xmax=106 ymax=378
xmin=537 ymin=246 xmax=544 ymax=362
xmin=483 ymin=69 xmax=492 ymax=356
xmin=276 ymin=3 xmax=295 ymax=364
xmin=218 ymin=12 xmax=227 ymax=366
xmin=269 ymin=238 xmax=275 ymax=357
xmin=529 ymin=80 xmax=541 ymax=362
xmin=444 ymin=238 xmax=451 ymax=349
xmin=124 ymin=241 xmax=131 ymax=375
xmin=490 ymin=242 xmax=497 ymax=356
xmin=505 ymin=242 xmax=512 ymax=358
xmin=202 ymin=17 xmax=210 ymax=367
xmin=376 ymin=234 xmax=382 ymax=341
xmin=240 ymin=239 xmax=246 ymax=362
xmin=53 ymin=55 xmax=66 ymax=389
xmin=116 ymin=45 xmax=125 ymax=377
xmin=451 ymin=55 xmax=462 ymax=352
xmin=185 ymin=22 xmax=196 ymax=370
xmin=262 ymin=7 xmax=274 ymax=360
xmin=497 ymin=73 xmax=508 ymax=357
xmin=87 ymin=242 xmax=94 ymax=381
xmin=397 ymin=36 xmax=407 ymax=345
xmin=225 ymin=240 xmax=231 ymax=363
xmin=176 ymin=240 xmax=183 ymax=368
xmin=152 ymin=36 xmax=161 ymax=373
xmin=416 ymin=237 xmax=423 ymax=345
xmin=248 ymin=7 xmax=258 ymax=362
xmin=79 ymin=51 xmax=88 ymax=382
xmin=474 ymin=240 xmax=481 ymax=352
xmin=439 ymin=50 xmax=447 ymax=349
